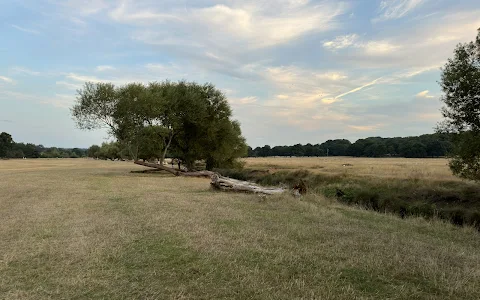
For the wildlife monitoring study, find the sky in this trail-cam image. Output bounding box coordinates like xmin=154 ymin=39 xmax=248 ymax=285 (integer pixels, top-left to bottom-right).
xmin=1 ymin=0 xmax=479 ymax=148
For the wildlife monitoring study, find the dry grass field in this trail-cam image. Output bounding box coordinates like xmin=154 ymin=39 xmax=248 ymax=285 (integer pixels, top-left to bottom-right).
xmin=243 ymin=157 xmax=456 ymax=181
xmin=1 ymin=158 xmax=480 ymax=299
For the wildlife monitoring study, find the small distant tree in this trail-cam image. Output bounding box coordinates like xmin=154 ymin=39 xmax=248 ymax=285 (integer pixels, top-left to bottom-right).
xmin=437 ymin=28 xmax=480 ymax=180
xmin=71 ymin=148 xmax=85 ymax=157
xmin=41 ymin=147 xmax=61 ymax=158
xmin=87 ymin=145 xmax=101 ymax=158
xmin=0 ymin=132 xmax=14 ymax=157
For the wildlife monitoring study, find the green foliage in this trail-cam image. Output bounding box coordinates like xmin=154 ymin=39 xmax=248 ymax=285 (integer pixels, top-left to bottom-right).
xmin=136 ymin=126 xmax=170 ymax=161
xmin=0 ymin=132 xmax=85 ymax=158
xmin=72 ymin=80 xmax=248 ymax=170
xmin=321 ymin=139 xmax=351 ymax=156
xmin=437 ymin=28 xmax=480 ymax=181
xmin=448 ymin=131 xmax=480 ymax=180
xmin=0 ymin=132 xmax=14 ymax=157
xmin=87 ymin=145 xmax=101 ymax=158
xmin=40 ymin=147 xmax=86 ymax=158
xmin=97 ymin=142 xmax=122 ymax=160
xmin=71 ymin=82 xmax=118 ymax=132
xmin=87 ymin=142 xmax=124 ymax=160
xmin=249 ymin=134 xmax=454 ymax=158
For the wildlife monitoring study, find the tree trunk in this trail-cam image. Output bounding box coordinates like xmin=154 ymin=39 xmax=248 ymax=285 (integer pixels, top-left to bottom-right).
xmin=180 ymin=171 xmax=216 ymax=178
xmin=134 ymin=160 xmax=215 ymax=177
xmin=210 ymin=174 xmax=286 ymax=195
xmin=160 ymin=131 xmax=174 ymax=165
xmin=134 ymin=161 xmax=287 ymax=194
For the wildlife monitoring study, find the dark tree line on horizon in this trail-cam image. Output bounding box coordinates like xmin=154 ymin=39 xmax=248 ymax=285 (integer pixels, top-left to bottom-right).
xmin=1 ymin=130 xmax=455 ymax=160
xmin=0 ymin=131 xmax=457 ymax=160
xmin=248 ymin=133 xmax=455 ymax=158
xmin=0 ymin=132 xmax=87 ymax=159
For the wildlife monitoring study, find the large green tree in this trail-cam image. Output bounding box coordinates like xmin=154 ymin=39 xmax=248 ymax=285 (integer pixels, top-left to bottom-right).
xmin=437 ymin=28 xmax=480 ymax=180
xmin=72 ymin=80 xmax=247 ymax=170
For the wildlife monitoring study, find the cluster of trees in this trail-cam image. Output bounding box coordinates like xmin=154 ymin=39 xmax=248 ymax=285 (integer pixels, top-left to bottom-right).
xmin=72 ymin=80 xmax=247 ymax=170
xmin=346 ymin=134 xmax=454 ymax=158
xmin=436 ymin=28 xmax=480 ymax=181
xmin=248 ymin=134 xmax=454 ymax=158
xmin=86 ymin=142 xmax=127 ymax=160
xmin=248 ymin=139 xmax=351 ymax=157
xmin=0 ymin=132 xmax=87 ymax=158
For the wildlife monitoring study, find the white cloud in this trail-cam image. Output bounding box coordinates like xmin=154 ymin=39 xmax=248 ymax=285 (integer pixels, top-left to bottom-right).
xmin=56 ymin=63 xmax=189 ymax=91
xmin=324 ymin=11 xmax=479 ymax=72
xmin=95 ymin=65 xmax=115 ymax=72
xmin=10 ymin=67 xmax=41 ymax=76
xmin=363 ymin=40 xmax=400 ymax=55
xmin=11 ymin=24 xmax=40 ymax=35
xmin=56 ymin=81 xmax=82 ymax=90
xmin=57 ymin=0 xmax=110 ymax=16
xmin=231 ymin=96 xmax=259 ymax=105
xmin=348 ymin=124 xmax=382 ymax=131
xmin=144 ymin=63 xmax=179 ymax=73
xmin=112 ymin=1 xmax=348 ymax=49
xmin=375 ymin=0 xmax=427 ymax=22
xmin=0 ymin=90 xmax=73 ymax=109
xmin=199 ymin=2 xmax=347 ymax=48
xmin=66 ymin=73 xmax=104 ymax=83
xmin=265 ymin=66 xmax=349 ymax=91
xmin=316 ymin=72 xmax=348 ymax=81
xmin=0 ymin=76 xmax=14 ymax=83
xmin=323 ymin=35 xmax=400 ymax=56
xmin=109 ymin=1 xmax=183 ymax=23
xmin=323 ymin=34 xmax=359 ymax=50
xmin=334 ymin=77 xmax=383 ymax=100
xmin=398 ymin=65 xmax=440 ymax=78
xmin=40 ymin=94 xmax=75 ymax=109
xmin=416 ymin=90 xmax=435 ymax=98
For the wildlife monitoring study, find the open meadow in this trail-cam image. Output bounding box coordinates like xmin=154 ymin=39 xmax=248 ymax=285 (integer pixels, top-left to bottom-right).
xmin=1 ymin=158 xmax=480 ymax=299
xmin=243 ymin=157 xmax=457 ymax=181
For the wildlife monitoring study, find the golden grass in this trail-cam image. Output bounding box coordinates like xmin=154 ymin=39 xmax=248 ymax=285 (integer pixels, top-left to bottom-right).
xmin=1 ymin=159 xmax=479 ymax=299
xmin=243 ymin=156 xmax=457 ymax=181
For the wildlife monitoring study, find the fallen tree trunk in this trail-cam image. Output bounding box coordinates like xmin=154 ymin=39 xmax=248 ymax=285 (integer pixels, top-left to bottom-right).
xmin=135 ymin=161 xmax=287 ymax=194
xmin=134 ymin=160 xmax=185 ymax=175
xmin=210 ymin=174 xmax=286 ymax=195
xmin=180 ymin=171 xmax=216 ymax=178
xmin=134 ymin=160 xmax=214 ymax=178
xmin=130 ymin=169 xmax=164 ymax=174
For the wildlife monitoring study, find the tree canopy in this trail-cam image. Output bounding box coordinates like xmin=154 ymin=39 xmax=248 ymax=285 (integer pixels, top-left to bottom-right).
xmin=437 ymin=28 xmax=480 ymax=180
xmin=72 ymin=80 xmax=247 ymax=170
xmin=0 ymin=132 xmax=14 ymax=157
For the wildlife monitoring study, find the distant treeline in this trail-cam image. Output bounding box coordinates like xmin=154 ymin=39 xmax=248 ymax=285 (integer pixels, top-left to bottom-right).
xmin=1 ymin=131 xmax=455 ymax=160
xmin=0 ymin=132 xmax=87 ymax=159
xmin=248 ymin=133 xmax=455 ymax=158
